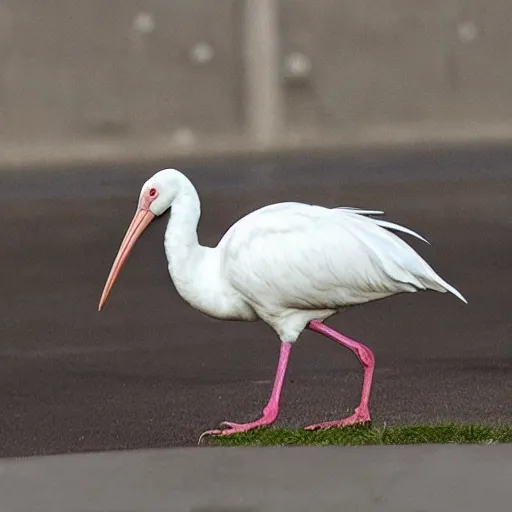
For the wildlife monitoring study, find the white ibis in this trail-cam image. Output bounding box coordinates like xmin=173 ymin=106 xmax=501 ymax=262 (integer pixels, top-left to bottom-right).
xmin=98 ymin=168 xmax=466 ymax=440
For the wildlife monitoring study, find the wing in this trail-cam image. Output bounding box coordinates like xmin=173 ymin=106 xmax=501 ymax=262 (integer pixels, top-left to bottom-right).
xmin=218 ymin=202 xmax=466 ymax=310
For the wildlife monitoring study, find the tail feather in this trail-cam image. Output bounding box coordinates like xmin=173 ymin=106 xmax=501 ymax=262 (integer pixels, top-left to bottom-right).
xmin=373 ymin=219 xmax=430 ymax=245
xmin=433 ymin=278 xmax=468 ymax=304
xmin=334 ymin=205 xmax=466 ymax=304
xmin=335 ymin=207 xmax=430 ymax=244
xmin=335 ymin=207 xmax=384 ymax=216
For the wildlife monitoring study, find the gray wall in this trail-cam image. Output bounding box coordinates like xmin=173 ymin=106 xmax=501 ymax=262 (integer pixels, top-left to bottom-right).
xmin=281 ymin=0 xmax=512 ymax=131
xmin=0 ymin=0 xmax=244 ymax=143
xmin=1 ymin=0 xmax=511 ymax=168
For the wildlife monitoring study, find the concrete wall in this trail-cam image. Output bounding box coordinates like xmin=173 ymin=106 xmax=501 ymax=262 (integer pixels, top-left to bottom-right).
xmin=1 ymin=0 xmax=512 ymax=169
xmin=0 ymin=1 xmax=244 ymax=142
xmin=281 ymin=0 xmax=512 ymax=131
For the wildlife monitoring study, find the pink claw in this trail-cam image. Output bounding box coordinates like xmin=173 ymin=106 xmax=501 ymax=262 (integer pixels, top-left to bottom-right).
xmin=198 ymin=419 xmax=273 ymax=445
xmin=305 ymin=406 xmax=371 ymax=430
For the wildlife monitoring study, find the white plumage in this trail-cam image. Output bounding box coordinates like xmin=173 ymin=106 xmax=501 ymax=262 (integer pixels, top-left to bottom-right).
xmin=213 ymin=201 xmax=465 ymax=342
xmin=99 ymin=168 xmax=466 ymax=438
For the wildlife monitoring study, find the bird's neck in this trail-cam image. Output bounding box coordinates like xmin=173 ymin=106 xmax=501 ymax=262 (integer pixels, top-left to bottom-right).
xmin=162 ymin=175 xmax=255 ymax=321
xmin=164 ymin=177 xmax=203 ymax=278
xmin=164 ymin=176 xmax=205 ymax=290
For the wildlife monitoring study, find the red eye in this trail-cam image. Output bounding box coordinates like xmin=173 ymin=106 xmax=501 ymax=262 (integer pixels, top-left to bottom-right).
xmin=149 ymin=188 xmax=157 ymax=197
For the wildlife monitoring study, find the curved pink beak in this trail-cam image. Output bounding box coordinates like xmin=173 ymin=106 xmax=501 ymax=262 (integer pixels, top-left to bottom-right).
xmin=98 ymin=207 xmax=155 ymax=311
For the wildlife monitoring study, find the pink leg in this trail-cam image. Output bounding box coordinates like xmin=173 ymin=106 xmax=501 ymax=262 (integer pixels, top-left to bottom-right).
xmin=198 ymin=342 xmax=292 ymax=443
xmin=305 ymin=319 xmax=374 ymax=430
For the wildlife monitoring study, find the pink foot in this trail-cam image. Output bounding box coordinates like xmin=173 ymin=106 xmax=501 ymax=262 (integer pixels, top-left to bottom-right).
xmin=198 ymin=417 xmax=274 ymax=444
xmin=304 ymin=406 xmax=371 ymax=431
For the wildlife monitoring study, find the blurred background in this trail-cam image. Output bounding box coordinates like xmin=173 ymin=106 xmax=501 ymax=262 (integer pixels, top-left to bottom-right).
xmin=0 ymin=1 xmax=511 ymax=458
xmin=1 ymin=0 xmax=512 ymax=167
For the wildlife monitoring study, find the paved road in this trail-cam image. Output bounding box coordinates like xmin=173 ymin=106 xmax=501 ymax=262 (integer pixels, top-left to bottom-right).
xmin=0 ymin=145 xmax=511 ymax=457
xmin=1 ymin=445 xmax=511 ymax=511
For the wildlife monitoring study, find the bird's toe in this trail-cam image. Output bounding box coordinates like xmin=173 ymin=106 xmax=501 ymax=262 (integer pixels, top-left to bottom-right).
xmin=197 ymin=422 xmax=241 ymax=444
xmin=304 ymin=414 xmax=371 ymax=431
xmin=219 ymin=421 xmax=240 ymax=429
xmin=197 ymin=428 xmax=224 ymax=445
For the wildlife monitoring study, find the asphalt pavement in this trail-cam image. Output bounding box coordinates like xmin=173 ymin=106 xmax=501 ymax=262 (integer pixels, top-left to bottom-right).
xmin=0 ymin=144 xmax=511 ymax=457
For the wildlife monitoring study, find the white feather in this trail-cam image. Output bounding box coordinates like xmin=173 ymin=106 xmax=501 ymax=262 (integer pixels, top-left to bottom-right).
xmin=213 ymin=202 xmax=465 ymax=340
xmin=335 ymin=206 xmax=384 ymax=216
xmin=143 ymin=171 xmax=467 ymax=343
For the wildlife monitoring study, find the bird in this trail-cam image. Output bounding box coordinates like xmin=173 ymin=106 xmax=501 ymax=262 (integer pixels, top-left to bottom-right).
xmin=98 ymin=168 xmax=466 ymax=441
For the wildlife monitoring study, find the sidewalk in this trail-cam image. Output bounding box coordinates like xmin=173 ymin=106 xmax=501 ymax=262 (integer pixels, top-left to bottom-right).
xmin=1 ymin=444 xmax=510 ymax=511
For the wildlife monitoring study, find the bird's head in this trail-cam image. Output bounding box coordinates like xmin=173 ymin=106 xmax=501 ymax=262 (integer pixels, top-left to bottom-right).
xmin=139 ymin=168 xmax=182 ymax=216
xmin=98 ymin=168 xmax=182 ymax=311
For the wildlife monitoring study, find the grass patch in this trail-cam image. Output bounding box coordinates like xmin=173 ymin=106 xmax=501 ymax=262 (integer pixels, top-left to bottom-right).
xmin=206 ymin=423 xmax=512 ymax=447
